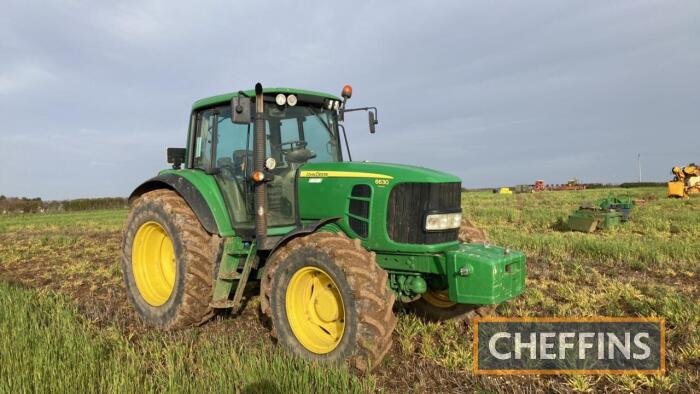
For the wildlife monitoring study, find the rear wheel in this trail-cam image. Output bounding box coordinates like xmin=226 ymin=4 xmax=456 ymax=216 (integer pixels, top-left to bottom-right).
xmin=261 ymin=232 xmax=396 ymax=371
xmin=121 ymin=189 xmax=221 ymax=328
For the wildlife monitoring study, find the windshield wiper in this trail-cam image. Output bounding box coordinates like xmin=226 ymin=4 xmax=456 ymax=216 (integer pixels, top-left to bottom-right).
xmin=308 ymin=107 xmax=335 ymax=138
xmin=309 ymin=107 xmax=351 ymax=161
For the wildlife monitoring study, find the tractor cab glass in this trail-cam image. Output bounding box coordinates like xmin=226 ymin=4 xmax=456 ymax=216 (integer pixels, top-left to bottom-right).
xmin=191 ymin=99 xmax=341 ymax=231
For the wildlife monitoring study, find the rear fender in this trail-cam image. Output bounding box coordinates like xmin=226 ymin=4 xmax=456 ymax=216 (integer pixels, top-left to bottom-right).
xmin=129 ymin=173 xmax=232 ymax=235
xmin=269 ymin=217 xmax=341 ymax=254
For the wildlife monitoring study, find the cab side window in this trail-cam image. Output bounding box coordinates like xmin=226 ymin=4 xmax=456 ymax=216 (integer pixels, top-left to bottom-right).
xmin=215 ymin=108 xmax=252 ymax=176
xmin=193 ymin=109 xmax=216 ymax=169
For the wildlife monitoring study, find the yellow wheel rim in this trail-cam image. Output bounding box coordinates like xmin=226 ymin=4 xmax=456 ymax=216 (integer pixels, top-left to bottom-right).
xmin=132 ymin=221 xmax=177 ymax=306
xmin=286 ymin=266 xmax=345 ymax=354
xmin=422 ymin=290 xmax=456 ymax=308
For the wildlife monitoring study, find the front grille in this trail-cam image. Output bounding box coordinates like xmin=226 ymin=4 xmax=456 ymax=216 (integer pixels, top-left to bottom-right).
xmin=386 ymin=182 xmax=461 ymax=244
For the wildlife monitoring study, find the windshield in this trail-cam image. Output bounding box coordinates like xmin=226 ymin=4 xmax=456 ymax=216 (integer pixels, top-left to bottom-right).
xmin=264 ymin=104 xmax=342 ymax=165
xmin=193 ymin=104 xmax=342 ymax=171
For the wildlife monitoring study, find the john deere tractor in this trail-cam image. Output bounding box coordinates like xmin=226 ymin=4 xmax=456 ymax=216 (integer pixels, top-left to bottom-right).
xmin=122 ymin=83 xmax=526 ymax=370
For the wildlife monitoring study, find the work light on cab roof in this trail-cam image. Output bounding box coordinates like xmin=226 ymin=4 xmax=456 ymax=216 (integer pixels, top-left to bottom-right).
xmin=342 ymin=84 xmax=352 ymax=99
xmin=122 ymin=81 xmax=527 ymax=372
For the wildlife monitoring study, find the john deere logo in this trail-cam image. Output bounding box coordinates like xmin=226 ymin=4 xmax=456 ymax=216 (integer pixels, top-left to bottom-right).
xmin=299 ymin=171 xmax=393 ymax=180
xmin=303 ymin=171 xmax=329 ymax=177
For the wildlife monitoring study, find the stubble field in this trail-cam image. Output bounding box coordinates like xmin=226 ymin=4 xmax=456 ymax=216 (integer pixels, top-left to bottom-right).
xmin=0 ymin=187 xmax=698 ymax=393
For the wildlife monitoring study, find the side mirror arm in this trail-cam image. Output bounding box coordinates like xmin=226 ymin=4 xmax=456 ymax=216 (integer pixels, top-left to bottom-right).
xmin=340 ymin=106 xmax=379 ymax=134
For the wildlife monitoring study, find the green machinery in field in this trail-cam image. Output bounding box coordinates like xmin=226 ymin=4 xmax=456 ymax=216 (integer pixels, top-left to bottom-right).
xmin=121 ymin=83 xmax=526 ymax=370
xmin=568 ymin=196 xmax=634 ymax=232
xmin=568 ymin=208 xmax=622 ymax=232
xmin=597 ymin=196 xmax=634 ymax=221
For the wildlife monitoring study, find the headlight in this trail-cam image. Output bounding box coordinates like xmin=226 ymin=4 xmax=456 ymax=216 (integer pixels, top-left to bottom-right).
xmin=275 ymin=93 xmax=286 ymax=106
xmin=287 ymin=94 xmax=297 ymax=106
xmin=425 ymin=212 xmax=462 ymax=231
xmin=265 ymin=157 xmax=276 ymax=170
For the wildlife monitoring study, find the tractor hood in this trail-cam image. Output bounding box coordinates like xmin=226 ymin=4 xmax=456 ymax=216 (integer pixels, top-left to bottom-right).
xmin=298 ymin=161 xmax=461 ymax=184
xmin=296 ymin=161 xmax=463 ymax=254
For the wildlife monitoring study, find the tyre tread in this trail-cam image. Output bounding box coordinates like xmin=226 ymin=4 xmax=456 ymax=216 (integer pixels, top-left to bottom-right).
xmin=260 ymin=232 xmax=396 ymax=371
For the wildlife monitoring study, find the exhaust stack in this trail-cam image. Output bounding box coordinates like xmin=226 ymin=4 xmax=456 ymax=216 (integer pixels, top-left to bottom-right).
xmin=253 ymin=82 xmax=268 ymax=246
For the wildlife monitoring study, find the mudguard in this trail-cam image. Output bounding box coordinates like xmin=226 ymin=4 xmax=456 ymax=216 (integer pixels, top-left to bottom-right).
xmin=129 ymin=173 xmax=219 ymax=234
xmin=270 ymin=217 xmax=341 ymax=253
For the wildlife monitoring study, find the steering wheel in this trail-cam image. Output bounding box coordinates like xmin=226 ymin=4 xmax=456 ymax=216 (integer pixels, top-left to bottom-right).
xmin=275 ymin=140 xmax=308 ymax=154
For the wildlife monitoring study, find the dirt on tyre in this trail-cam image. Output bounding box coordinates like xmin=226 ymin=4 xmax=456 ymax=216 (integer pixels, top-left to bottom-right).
xmin=458 ymin=218 xmax=488 ymax=243
xmin=121 ymin=189 xmax=221 ymax=329
xmin=260 ymin=232 xmax=396 ymax=371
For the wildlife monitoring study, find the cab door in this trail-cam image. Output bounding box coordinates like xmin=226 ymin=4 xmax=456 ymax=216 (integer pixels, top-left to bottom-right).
xmin=192 ymin=107 xmax=254 ymax=230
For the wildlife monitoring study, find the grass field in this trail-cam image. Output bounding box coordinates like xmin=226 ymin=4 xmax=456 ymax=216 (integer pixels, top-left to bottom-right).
xmin=0 ymin=187 xmax=698 ymax=393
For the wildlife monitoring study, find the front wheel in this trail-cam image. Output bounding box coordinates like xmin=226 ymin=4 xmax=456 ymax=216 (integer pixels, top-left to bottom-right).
xmin=261 ymin=232 xmax=396 ymax=371
xmin=458 ymin=218 xmax=488 ymax=243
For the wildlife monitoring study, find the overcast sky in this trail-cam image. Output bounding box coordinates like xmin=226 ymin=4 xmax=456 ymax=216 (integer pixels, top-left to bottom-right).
xmin=0 ymin=1 xmax=698 ymax=200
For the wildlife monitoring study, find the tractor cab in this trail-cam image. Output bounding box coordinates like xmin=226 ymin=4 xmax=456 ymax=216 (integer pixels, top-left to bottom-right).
xmin=186 ymin=89 xmax=344 ymax=231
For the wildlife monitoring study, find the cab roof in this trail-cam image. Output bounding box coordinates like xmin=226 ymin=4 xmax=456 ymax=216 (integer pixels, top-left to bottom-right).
xmin=192 ymin=87 xmax=341 ymax=110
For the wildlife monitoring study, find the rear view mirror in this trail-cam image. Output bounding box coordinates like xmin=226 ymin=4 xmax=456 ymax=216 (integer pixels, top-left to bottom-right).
xmin=167 ymin=147 xmax=186 ymax=169
xmin=369 ymin=111 xmax=378 ymax=134
xmin=231 ymin=96 xmax=252 ymax=124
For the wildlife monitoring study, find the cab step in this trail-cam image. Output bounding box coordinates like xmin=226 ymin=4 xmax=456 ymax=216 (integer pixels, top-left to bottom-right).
xmin=209 ymin=240 xmax=257 ymax=313
xmin=209 ymin=299 xmax=237 ymax=309
xmin=217 ymin=270 xmax=241 ymax=280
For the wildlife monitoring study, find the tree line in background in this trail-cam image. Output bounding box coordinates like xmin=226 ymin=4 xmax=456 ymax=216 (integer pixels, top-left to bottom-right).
xmin=461 ymin=182 xmax=667 ymax=193
xmin=2 ymin=181 xmax=667 ymax=214
xmin=0 ymin=196 xmax=128 ymax=214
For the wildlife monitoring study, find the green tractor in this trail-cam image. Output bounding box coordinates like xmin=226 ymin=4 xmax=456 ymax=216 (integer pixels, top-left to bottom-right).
xmin=122 ymin=83 xmax=526 ymax=370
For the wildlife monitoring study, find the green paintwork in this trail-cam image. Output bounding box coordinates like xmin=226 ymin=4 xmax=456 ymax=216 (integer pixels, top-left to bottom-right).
xmin=192 ymin=87 xmax=341 ymax=110
xmin=568 ymin=208 xmax=622 ymax=232
xmin=211 ymin=237 xmax=247 ymax=303
xmin=597 ymin=196 xmax=634 ymax=221
xmin=445 ymin=244 xmax=526 ymax=304
xmin=597 ymin=196 xmax=634 ymax=210
xmin=389 ymin=273 xmax=428 ymax=302
xmin=159 ymin=168 xmax=236 ymax=236
xmin=376 ymin=252 xmax=447 ymax=274
xmin=211 ymin=238 xmax=257 ymax=308
xmin=297 ymin=161 xmax=461 ymax=254
xmin=379 ymin=245 xmax=526 ymax=304
xmin=267 ymin=226 xmax=297 ymax=236
xmin=158 ymin=169 xmax=299 ymax=238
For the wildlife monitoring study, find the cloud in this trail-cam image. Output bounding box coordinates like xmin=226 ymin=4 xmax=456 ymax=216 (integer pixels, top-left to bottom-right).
xmin=89 ymin=161 xmax=117 ymax=167
xmin=0 ymin=63 xmax=55 ymax=95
